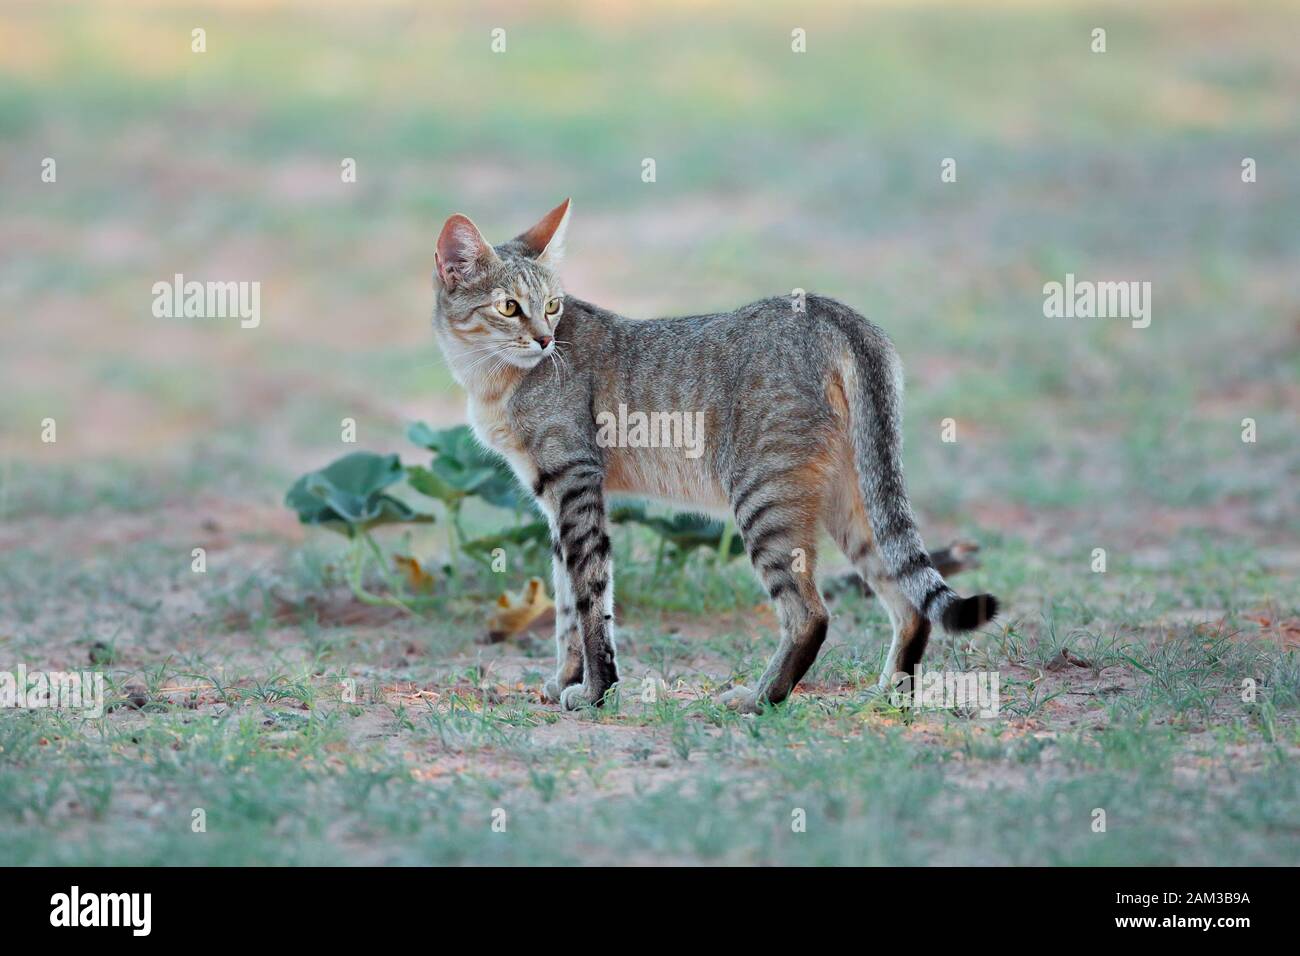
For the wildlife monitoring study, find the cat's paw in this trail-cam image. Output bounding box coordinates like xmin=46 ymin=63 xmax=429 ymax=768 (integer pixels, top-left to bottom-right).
xmin=560 ymin=682 xmax=607 ymax=711
xmin=719 ymin=684 xmax=762 ymax=714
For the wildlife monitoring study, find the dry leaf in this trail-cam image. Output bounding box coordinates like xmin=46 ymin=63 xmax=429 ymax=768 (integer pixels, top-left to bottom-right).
xmin=1045 ymin=648 xmax=1093 ymax=671
xmin=393 ymin=554 xmax=436 ymax=592
xmin=485 ymin=577 xmax=555 ymax=643
xmin=1247 ymin=615 xmax=1300 ymax=649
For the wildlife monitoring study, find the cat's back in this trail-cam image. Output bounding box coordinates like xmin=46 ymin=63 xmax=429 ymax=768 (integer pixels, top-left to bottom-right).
xmin=575 ymin=292 xmax=883 ymax=361
xmin=559 ymin=294 xmax=895 ymax=402
xmin=579 ymin=292 xmax=871 ymax=336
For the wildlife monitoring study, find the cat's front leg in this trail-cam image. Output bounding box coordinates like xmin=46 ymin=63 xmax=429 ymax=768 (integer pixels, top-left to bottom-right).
xmin=542 ymin=540 xmax=583 ymax=703
xmin=539 ymin=462 xmax=619 ymax=710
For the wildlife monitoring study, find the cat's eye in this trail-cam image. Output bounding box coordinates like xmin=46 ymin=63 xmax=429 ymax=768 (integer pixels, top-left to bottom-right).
xmin=496 ymin=298 xmax=520 ymax=318
xmin=545 ymin=298 xmax=562 ymax=316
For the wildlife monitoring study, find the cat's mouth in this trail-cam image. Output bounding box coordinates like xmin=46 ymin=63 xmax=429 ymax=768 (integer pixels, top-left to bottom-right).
xmin=501 ymin=343 xmax=552 ymax=369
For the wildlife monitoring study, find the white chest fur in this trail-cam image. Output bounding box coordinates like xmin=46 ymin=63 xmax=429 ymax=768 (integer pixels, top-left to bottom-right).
xmin=467 ymin=395 xmax=536 ymax=491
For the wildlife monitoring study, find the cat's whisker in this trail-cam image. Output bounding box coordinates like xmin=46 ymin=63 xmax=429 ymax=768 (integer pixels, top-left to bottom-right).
xmin=553 ymin=347 xmax=571 ymax=383
xmin=483 ymin=354 xmax=516 ymax=386
xmin=411 ymin=342 xmax=517 ymax=375
xmin=462 ymin=345 xmax=515 ymax=377
xmin=455 ymin=343 xmax=519 ymax=363
xmin=460 ymin=351 xmax=498 ymax=375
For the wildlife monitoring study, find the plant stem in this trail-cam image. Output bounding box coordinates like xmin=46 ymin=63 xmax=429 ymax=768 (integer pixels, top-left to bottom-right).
xmin=446 ymin=501 xmax=465 ymax=583
xmin=344 ymin=535 xmax=431 ymax=615
xmin=344 ymin=538 xmax=401 ymax=609
xmin=716 ymin=519 xmax=736 ymax=567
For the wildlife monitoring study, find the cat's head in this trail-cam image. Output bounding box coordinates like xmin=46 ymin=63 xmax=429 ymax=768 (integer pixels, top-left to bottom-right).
xmin=433 ymin=199 xmax=570 ymax=372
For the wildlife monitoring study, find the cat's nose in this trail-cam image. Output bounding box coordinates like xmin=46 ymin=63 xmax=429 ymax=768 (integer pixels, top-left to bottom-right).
xmin=535 ymin=335 xmax=553 ymax=350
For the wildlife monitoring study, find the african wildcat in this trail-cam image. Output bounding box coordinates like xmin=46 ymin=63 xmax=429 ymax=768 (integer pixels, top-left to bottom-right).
xmin=432 ymin=199 xmax=999 ymax=712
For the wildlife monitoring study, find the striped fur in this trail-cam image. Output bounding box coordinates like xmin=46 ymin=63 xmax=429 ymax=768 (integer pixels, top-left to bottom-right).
xmin=432 ymin=201 xmax=999 ymax=711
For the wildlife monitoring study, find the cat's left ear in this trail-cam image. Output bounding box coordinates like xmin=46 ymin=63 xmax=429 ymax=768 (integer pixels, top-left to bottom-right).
xmin=516 ymin=198 xmax=571 ymax=269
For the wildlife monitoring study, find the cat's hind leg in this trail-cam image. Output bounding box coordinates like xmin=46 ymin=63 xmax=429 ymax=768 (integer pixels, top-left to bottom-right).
xmin=721 ymin=466 xmax=829 ymax=713
xmin=822 ymin=473 xmax=930 ymax=698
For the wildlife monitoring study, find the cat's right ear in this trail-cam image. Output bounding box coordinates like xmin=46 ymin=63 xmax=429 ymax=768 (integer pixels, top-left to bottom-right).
xmin=435 ymin=214 xmax=496 ymax=290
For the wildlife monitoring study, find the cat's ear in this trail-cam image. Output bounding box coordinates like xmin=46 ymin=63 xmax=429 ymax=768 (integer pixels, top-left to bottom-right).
xmin=515 ymin=198 xmax=571 ymax=269
xmin=436 ymin=214 xmax=496 ymax=290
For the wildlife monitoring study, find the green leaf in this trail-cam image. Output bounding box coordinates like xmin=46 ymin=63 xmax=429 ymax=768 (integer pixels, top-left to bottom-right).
xmin=611 ymin=502 xmax=744 ymax=558
xmin=428 ymin=456 xmax=502 ymax=495
xmin=406 ymin=422 xmax=534 ymax=513
xmin=461 ymin=521 xmax=552 ymax=555
xmin=406 ymin=422 xmax=489 ymax=466
xmin=405 ymin=464 xmax=465 ymax=505
xmin=285 ymin=452 xmax=433 ymax=537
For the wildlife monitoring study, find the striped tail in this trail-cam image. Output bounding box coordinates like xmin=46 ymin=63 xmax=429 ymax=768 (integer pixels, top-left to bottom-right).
xmin=845 ymin=342 xmax=999 ymax=633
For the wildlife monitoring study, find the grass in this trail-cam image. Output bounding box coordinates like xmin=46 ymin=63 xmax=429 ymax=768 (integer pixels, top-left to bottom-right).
xmin=0 ymin=0 xmax=1297 ymax=865
xmin=1 ymin=632 xmax=1296 ymax=865
xmin=0 ymin=515 xmax=1296 ymax=865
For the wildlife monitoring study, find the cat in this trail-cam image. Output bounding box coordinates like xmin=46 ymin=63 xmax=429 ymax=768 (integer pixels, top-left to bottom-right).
xmin=432 ymin=198 xmax=999 ymax=712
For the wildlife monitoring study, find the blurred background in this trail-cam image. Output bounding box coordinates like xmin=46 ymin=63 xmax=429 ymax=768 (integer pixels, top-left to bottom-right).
xmin=2 ymin=0 xmax=1299 ymax=869
xmin=1 ymin=0 xmax=1297 ymax=597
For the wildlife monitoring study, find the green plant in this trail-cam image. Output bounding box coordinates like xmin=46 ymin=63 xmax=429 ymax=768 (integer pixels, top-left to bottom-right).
xmin=608 ymin=503 xmax=743 ymax=571
xmin=285 ymin=424 xmax=747 ymax=606
xmin=285 ymin=452 xmax=432 ymax=538
xmin=404 ymin=422 xmax=547 ymax=566
xmin=284 ymin=452 xmax=437 ymax=612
